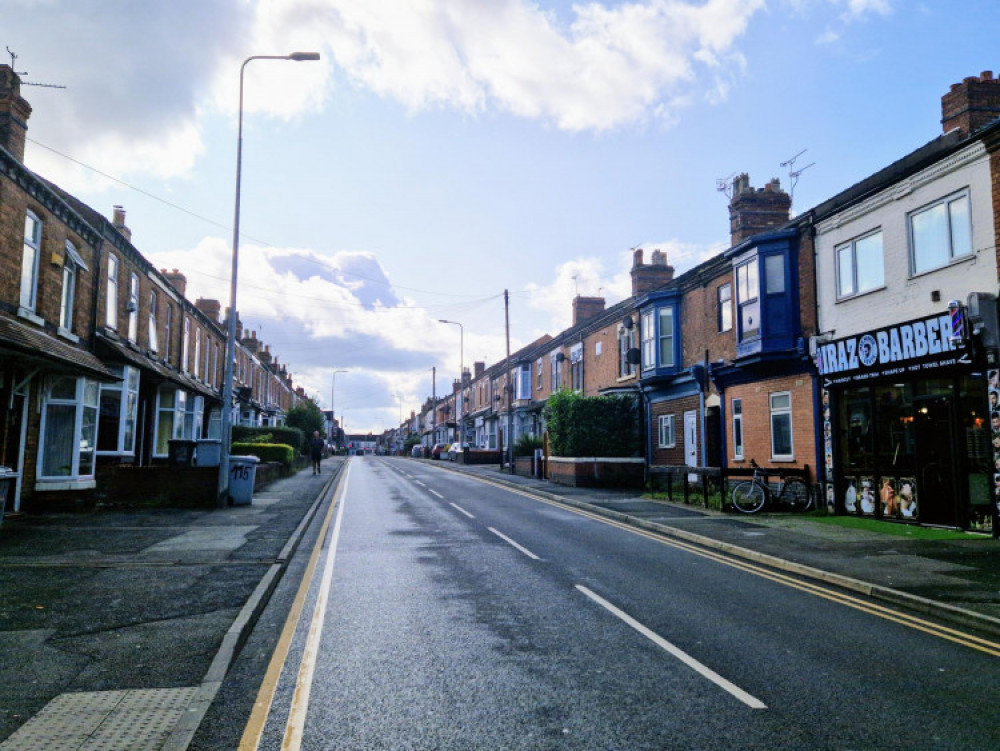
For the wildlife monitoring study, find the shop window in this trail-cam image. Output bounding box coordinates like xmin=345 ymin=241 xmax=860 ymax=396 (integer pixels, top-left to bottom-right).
xmin=38 ymin=376 xmax=98 ymax=482
xmin=98 ymin=366 xmax=140 ymax=455
xmin=20 ymin=211 xmax=42 ymax=314
xmin=909 ymin=191 xmax=972 ymax=275
xmin=770 ymin=391 xmax=793 ymax=459
xmin=718 ymin=283 xmax=732 ymax=333
xmin=836 ymin=230 xmax=884 ymax=298
xmin=732 ymin=398 xmax=744 ymax=460
xmin=658 ymin=414 xmax=675 ymax=448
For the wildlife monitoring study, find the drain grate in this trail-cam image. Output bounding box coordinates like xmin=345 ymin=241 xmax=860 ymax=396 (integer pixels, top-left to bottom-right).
xmin=0 ymin=687 xmax=198 ymax=751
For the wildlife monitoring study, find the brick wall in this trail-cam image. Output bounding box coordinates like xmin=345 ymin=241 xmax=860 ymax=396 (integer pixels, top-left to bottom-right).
xmin=649 ymin=394 xmax=700 ymax=465
xmin=725 ymin=374 xmax=815 ymax=472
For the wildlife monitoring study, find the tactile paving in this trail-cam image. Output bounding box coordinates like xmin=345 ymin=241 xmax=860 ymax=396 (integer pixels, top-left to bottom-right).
xmin=0 ymin=687 xmax=198 ymax=751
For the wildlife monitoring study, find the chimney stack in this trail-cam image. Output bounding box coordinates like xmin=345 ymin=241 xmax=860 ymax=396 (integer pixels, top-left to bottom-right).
xmin=161 ymin=268 xmax=187 ymax=298
xmin=941 ymin=71 xmax=1000 ymax=137
xmin=474 ymin=361 xmax=485 ymax=379
xmin=195 ymin=298 xmax=221 ymax=323
xmin=572 ymin=295 xmax=606 ymax=326
xmin=630 ymin=248 xmax=675 ymax=297
xmin=112 ymin=205 xmax=132 ymax=243
xmin=0 ymin=65 xmax=31 ymax=162
xmin=728 ymin=174 xmax=791 ymax=246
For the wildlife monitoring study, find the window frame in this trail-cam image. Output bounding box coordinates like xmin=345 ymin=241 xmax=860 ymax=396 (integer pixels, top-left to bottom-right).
xmin=97 ymin=365 xmax=140 ymax=456
xmin=731 ymin=398 xmax=744 ymax=460
xmin=658 ymin=414 xmax=676 ymax=449
xmin=908 ymin=189 xmax=973 ymax=276
xmin=106 ymin=254 xmax=119 ymax=329
xmin=836 ymin=229 xmax=884 ymax=299
xmin=148 ymin=291 xmax=159 ymax=353
xmin=618 ymin=324 xmax=636 ymax=378
xmin=735 ymin=258 xmax=760 ymax=342
xmin=37 ymin=376 xmax=99 ymax=484
xmin=657 ymin=307 xmax=675 ymax=368
xmin=127 ymin=272 xmax=139 ymax=342
xmin=641 ymin=310 xmax=655 ymax=371
xmin=769 ymin=391 xmax=794 ymax=460
xmin=717 ymin=283 xmax=732 ymax=333
xmin=59 ymin=250 xmax=78 ymax=334
xmin=20 ymin=210 xmax=42 ymax=313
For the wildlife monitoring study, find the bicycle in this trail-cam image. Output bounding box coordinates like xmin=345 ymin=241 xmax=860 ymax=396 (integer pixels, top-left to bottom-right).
xmin=730 ymin=459 xmax=813 ymax=514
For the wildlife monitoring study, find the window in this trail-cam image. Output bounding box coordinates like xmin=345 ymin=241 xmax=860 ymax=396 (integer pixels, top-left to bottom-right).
xmin=203 ymin=336 xmax=211 ymax=383
xmin=536 ymin=358 xmax=543 ymax=390
xmin=718 ymin=284 xmax=732 ymax=332
xmin=550 ymin=353 xmax=563 ymax=390
xmin=164 ymin=305 xmax=172 ymax=360
xmin=182 ymin=318 xmax=191 ymax=372
xmin=736 ymin=259 xmax=759 ymax=340
xmin=148 ymin=291 xmax=159 ymax=352
xmin=97 ymin=366 xmax=139 ymax=455
xmin=193 ymin=328 xmax=201 ymax=379
xmin=570 ymin=344 xmax=583 ymax=391
xmin=213 ymin=343 xmax=219 ymax=387
xmin=184 ymin=395 xmax=205 ymax=439
xmin=59 ymin=243 xmax=80 ymax=333
xmin=770 ymin=391 xmax=793 ymax=459
xmin=836 ymin=230 xmax=884 ymax=298
xmin=154 ymin=387 xmax=187 ymax=456
xmin=20 ymin=211 xmax=42 ymax=312
xmin=641 ymin=310 xmax=655 ymax=370
xmin=732 ymin=398 xmax=744 ymax=460
xmin=106 ymin=255 xmax=119 ymax=329
xmin=658 ymin=308 xmax=674 ymax=368
xmin=658 ymin=414 xmax=675 ymax=448
xmin=38 ymin=376 xmax=98 ymax=481
xmin=516 ymin=363 xmax=531 ymax=400
xmin=910 ymin=191 xmax=972 ymax=274
xmin=764 ymin=254 xmax=785 ymax=295
xmin=595 ymin=341 xmax=602 ymax=357
xmin=127 ymin=272 xmax=139 ymax=342
xmin=619 ymin=324 xmax=636 ymax=378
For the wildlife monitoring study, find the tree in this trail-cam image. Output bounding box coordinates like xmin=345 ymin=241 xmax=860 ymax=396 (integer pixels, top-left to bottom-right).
xmin=284 ymin=400 xmax=326 ymax=452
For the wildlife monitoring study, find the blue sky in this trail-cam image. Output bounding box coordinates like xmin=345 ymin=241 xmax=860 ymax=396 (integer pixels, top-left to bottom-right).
xmin=5 ymin=0 xmax=997 ymax=433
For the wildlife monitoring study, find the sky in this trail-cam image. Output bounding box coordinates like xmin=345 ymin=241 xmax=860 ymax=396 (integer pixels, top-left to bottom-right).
xmin=4 ymin=0 xmax=997 ymax=434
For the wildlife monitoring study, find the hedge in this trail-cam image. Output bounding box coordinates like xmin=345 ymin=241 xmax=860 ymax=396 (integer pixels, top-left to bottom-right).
xmin=231 ymin=442 xmax=296 ymax=466
xmin=542 ymin=390 xmax=639 ymax=457
xmin=232 ymin=425 xmax=306 ymax=454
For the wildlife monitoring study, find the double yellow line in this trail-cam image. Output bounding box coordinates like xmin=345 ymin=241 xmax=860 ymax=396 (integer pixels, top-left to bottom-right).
xmin=467 ymin=474 xmax=1000 ymax=658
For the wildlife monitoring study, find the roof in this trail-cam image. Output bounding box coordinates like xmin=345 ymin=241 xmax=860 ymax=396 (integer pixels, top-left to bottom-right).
xmin=0 ymin=316 xmax=118 ymax=381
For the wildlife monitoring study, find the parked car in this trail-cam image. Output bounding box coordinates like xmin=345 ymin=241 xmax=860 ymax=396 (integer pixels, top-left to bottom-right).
xmin=431 ymin=443 xmax=449 ymax=460
xmin=447 ymin=443 xmax=470 ymax=461
xmin=411 ymin=445 xmax=424 ymax=458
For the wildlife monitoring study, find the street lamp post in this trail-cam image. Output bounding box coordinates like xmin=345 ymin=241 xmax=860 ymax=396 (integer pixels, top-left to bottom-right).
xmin=331 ymin=369 xmax=347 ymax=449
xmin=438 ymin=319 xmax=463 ymax=444
xmin=218 ymin=51 xmax=320 ymax=505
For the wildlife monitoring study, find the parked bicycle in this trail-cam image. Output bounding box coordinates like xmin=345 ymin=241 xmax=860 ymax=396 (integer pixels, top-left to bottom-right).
xmin=730 ymin=459 xmax=813 ymax=514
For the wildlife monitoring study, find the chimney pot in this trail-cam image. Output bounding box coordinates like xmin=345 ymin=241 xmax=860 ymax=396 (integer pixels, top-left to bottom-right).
xmin=941 ymin=70 xmax=1000 ymax=136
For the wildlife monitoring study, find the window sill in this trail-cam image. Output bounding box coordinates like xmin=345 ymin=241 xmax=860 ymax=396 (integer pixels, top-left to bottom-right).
xmin=909 ymin=252 xmax=975 ymax=280
xmin=835 ymin=284 xmax=887 ymax=303
xmin=770 ymin=456 xmax=795 ymax=463
xmin=34 ymin=477 xmax=96 ymax=491
xmin=57 ymin=327 xmax=80 ymax=343
xmin=17 ymin=308 xmax=44 ymax=327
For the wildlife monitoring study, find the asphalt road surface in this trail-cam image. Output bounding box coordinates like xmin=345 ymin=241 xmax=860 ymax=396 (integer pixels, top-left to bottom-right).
xmin=198 ymin=456 xmax=1000 ymax=750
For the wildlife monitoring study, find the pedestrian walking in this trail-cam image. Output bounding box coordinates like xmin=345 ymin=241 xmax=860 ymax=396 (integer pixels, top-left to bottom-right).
xmin=310 ymin=431 xmax=325 ymax=474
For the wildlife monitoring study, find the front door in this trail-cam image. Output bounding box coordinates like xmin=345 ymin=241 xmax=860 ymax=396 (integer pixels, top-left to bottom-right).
xmin=684 ymin=410 xmax=698 ymax=480
xmin=913 ymin=394 xmax=959 ymax=526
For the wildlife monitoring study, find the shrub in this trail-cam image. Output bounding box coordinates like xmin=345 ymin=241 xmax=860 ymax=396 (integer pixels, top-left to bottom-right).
xmin=514 ymin=433 xmax=544 ymax=457
xmin=543 ymin=389 xmax=639 ymax=457
xmin=231 ymin=442 xmax=295 ymax=466
xmin=232 ymin=426 xmax=305 ymax=454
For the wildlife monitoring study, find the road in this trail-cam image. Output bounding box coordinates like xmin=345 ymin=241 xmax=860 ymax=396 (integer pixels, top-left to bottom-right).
xmin=197 ymin=456 xmax=1000 ymax=750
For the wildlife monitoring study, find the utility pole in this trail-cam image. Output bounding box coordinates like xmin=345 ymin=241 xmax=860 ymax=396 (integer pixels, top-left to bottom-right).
xmin=505 ymin=289 xmax=514 ymax=474
xmin=432 ymin=366 xmax=437 ymax=441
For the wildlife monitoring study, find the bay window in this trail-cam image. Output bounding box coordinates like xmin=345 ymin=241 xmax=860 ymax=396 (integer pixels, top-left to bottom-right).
xmin=641 ymin=310 xmax=655 ymax=370
xmin=736 ymin=258 xmax=759 ymax=341
xmin=97 ymin=366 xmax=140 ymax=455
xmin=658 ymin=308 xmax=675 ymax=368
xmin=38 ymin=376 xmax=99 ymax=484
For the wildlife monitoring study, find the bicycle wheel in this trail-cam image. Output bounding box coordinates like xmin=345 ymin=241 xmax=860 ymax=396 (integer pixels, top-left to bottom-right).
xmin=781 ymin=477 xmax=813 ymax=512
xmin=731 ymin=480 xmax=766 ymax=513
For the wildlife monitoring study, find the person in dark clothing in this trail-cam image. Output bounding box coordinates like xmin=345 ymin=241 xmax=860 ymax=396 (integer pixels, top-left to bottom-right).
xmin=310 ymin=431 xmax=325 ymax=474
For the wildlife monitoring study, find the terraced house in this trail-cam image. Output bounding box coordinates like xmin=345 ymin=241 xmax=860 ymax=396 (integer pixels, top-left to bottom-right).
xmin=0 ymin=64 xmax=304 ymax=513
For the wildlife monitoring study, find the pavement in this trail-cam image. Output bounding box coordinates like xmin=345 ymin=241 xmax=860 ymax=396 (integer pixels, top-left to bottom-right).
xmin=0 ymin=454 xmax=998 ymax=749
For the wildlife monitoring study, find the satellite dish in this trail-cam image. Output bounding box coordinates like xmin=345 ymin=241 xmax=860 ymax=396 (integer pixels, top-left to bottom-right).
xmin=622 ymin=316 xmax=634 ymax=329
xmin=626 ymin=348 xmax=641 ymax=365
xmin=555 ymin=352 xmax=566 ymax=362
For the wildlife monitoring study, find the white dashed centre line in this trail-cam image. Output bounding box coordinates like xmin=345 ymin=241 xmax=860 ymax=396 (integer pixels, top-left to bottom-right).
xmin=429 ymin=489 xmax=444 ymax=499
xmin=575 ymin=585 xmax=767 ymax=710
xmin=449 ymin=503 xmax=475 ymax=519
xmin=488 ymin=527 xmax=540 ymax=560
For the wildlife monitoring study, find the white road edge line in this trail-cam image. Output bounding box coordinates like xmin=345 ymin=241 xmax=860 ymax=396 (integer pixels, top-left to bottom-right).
xmin=488 ymin=527 xmax=540 ymax=560
xmin=429 ymin=489 xmax=444 ymax=499
xmin=282 ymin=465 xmax=352 ymax=749
xmin=449 ymin=502 xmax=475 ymax=519
xmin=575 ymin=585 xmax=767 ymax=710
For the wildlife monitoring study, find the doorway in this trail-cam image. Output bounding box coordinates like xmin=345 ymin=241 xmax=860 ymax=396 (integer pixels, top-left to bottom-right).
xmin=913 ymin=394 xmax=959 ymax=526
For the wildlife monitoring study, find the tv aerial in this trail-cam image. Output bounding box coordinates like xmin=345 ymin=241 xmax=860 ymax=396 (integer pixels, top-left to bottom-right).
xmin=780 ymin=149 xmax=814 ymax=207
xmin=6 ymin=48 xmax=67 ymax=89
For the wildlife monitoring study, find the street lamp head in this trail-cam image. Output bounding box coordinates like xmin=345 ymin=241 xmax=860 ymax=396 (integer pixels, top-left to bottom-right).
xmin=289 ymin=51 xmax=321 ymax=61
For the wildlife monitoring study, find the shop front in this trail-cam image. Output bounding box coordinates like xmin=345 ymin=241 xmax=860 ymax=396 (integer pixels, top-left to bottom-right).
xmin=816 ymin=311 xmax=995 ymax=531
